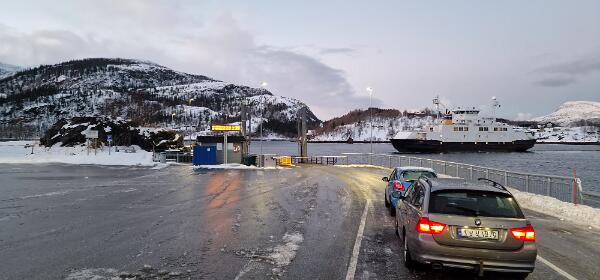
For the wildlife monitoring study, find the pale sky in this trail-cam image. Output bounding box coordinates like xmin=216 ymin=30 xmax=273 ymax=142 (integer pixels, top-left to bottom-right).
xmin=0 ymin=0 xmax=599 ymax=120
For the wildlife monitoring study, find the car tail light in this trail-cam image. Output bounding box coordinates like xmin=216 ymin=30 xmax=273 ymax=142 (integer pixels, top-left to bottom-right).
xmin=416 ymin=217 xmax=446 ymax=234
xmin=392 ymin=180 xmax=405 ymax=191
xmin=511 ymin=224 xmax=536 ymax=241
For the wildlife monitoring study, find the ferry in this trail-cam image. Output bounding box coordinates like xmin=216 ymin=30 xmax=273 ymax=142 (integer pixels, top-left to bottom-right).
xmin=390 ymin=98 xmax=536 ymax=153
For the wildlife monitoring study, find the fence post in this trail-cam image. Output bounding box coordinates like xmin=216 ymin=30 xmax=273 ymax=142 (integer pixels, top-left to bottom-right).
xmin=547 ymin=177 xmax=551 ymax=196
xmin=456 ymin=164 xmax=460 ymax=177
xmin=443 ymin=162 xmax=447 ymax=175
xmin=389 ymin=155 xmax=392 ymax=168
xmin=177 ymin=153 xmax=180 ymax=163
xmin=525 ymin=175 xmax=529 ymax=192
xmin=504 ymin=171 xmax=508 ymax=187
xmin=408 ymin=157 xmax=411 ymax=166
xmin=469 ymin=166 xmax=473 ymax=181
xmin=346 ymin=156 xmax=349 ymax=166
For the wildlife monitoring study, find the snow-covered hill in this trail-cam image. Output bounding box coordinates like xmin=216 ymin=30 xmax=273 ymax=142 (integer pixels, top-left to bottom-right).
xmin=0 ymin=58 xmax=320 ymax=138
xmin=311 ymin=108 xmax=435 ymax=141
xmin=532 ymin=126 xmax=599 ymax=143
xmin=532 ymin=101 xmax=600 ymax=126
xmin=0 ymin=62 xmax=22 ymax=79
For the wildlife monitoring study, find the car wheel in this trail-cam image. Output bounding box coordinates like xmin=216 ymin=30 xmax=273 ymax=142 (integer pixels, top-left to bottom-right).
xmin=389 ymin=204 xmax=396 ymax=216
xmin=384 ymin=190 xmax=390 ymax=208
xmin=402 ymin=232 xmax=415 ymax=269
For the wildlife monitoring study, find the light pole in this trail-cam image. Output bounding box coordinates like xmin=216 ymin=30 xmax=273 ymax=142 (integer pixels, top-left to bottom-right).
xmin=188 ymin=98 xmax=195 ymax=143
xmin=259 ymin=81 xmax=268 ymax=154
xmin=366 ymin=87 xmax=374 ymax=155
xmin=171 ymin=113 xmax=176 ymax=128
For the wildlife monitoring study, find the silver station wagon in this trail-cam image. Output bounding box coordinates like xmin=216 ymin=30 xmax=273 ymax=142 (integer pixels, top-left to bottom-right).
xmin=394 ymin=177 xmax=537 ymax=278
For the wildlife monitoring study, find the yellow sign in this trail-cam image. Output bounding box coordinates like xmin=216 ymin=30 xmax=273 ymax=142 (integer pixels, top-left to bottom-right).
xmin=211 ymin=124 xmax=241 ymax=131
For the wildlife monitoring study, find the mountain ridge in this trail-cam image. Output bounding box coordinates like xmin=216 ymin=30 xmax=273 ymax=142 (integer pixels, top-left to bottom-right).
xmin=531 ymin=101 xmax=600 ymax=126
xmin=0 ymin=58 xmax=320 ymax=139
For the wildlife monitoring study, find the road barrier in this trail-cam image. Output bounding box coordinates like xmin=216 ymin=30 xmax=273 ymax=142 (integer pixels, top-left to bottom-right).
xmin=340 ymin=153 xmax=598 ymax=208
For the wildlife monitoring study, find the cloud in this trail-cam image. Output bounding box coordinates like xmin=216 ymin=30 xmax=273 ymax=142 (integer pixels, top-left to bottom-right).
xmin=533 ymin=53 xmax=600 ymax=87
xmin=0 ymin=12 xmax=372 ymax=119
xmin=515 ymin=112 xmax=533 ymax=121
xmin=535 ymin=76 xmax=577 ymax=87
xmin=319 ymin=47 xmax=356 ymax=55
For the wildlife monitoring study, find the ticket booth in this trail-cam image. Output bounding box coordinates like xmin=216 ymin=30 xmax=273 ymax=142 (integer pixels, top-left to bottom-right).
xmin=196 ymin=135 xmax=246 ymax=164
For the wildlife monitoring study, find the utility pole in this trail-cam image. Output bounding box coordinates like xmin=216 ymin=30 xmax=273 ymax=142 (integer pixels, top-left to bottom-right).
xmin=367 ymin=87 xmax=374 ymax=155
xmin=297 ymin=107 xmax=308 ymax=162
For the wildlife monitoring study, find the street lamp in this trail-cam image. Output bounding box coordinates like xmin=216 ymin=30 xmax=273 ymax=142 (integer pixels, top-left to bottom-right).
xmin=171 ymin=113 xmax=176 ymax=128
xmin=259 ymin=81 xmax=268 ymax=154
xmin=366 ymin=87 xmax=374 ymax=155
xmin=188 ymin=98 xmax=195 ymax=141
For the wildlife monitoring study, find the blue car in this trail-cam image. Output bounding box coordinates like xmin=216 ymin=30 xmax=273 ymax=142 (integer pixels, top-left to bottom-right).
xmin=382 ymin=166 xmax=437 ymax=216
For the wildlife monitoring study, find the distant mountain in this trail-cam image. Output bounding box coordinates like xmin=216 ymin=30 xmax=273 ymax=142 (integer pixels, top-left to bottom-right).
xmin=311 ymin=108 xmax=435 ymax=141
xmin=532 ymin=101 xmax=600 ymax=126
xmin=0 ymin=58 xmax=320 ymax=138
xmin=0 ymin=62 xmax=22 ymax=79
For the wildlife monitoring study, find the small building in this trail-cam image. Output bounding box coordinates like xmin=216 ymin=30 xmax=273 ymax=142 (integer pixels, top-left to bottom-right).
xmin=195 ymin=135 xmax=247 ymax=164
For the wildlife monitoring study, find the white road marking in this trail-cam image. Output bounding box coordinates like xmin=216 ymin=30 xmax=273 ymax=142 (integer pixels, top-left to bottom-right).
xmin=345 ymin=200 xmax=370 ymax=280
xmin=537 ymin=255 xmax=578 ymax=280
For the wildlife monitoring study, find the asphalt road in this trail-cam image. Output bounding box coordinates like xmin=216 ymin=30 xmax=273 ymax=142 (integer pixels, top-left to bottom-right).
xmin=0 ymin=164 xmax=598 ymax=280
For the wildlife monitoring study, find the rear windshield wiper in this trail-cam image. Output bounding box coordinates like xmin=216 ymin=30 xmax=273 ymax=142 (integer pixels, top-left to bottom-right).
xmin=446 ymin=203 xmax=479 ymax=216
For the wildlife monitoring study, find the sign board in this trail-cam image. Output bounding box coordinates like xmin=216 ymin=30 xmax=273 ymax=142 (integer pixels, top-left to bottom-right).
xmin=211 ymin=124 xmax=241 ymax=131
xmin=86 ymin=130 xmax=99 ymax=139
xmin=107 ymin=135 xmax=113 ymax=142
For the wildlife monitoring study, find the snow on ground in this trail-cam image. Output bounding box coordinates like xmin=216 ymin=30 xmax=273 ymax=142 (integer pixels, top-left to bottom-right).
xmin=509 ymin=187 xmax=600 ymax=229
xmin=268 ymin=232 xmax=304 ymax=267
xmin=533 ymin=126 xmax=599 ymax=143
xmin=0 ymin=141 xmax=162 ymax=167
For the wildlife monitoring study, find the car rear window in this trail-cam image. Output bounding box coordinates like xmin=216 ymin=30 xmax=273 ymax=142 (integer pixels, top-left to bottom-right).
xmin=402 ymin=171 xmax=437 ymax=181
xmin=429 ymin=190 xmax=524 ymax=218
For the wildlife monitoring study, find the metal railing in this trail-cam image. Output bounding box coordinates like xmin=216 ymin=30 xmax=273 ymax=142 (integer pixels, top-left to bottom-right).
xmin=153 ymin=152 xmax=193 ymax=163
xmin=340 ymin=153 xmax=598 ymax=207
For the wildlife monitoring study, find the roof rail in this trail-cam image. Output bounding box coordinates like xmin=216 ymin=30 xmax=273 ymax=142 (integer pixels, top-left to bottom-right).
xmin=477 ymin=178 xmax=509 ymax=192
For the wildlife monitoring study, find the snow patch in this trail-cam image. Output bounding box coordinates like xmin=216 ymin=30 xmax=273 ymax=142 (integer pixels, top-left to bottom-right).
xmin=268 ymin=232 xmax=304 ymax=267
xmin=0 ymin=141 xmax=157 ymax=167
xmin=509 ymin=187 xmax=600 ymax=229
xmin=65 ymin=268 xmax=120 ymax=280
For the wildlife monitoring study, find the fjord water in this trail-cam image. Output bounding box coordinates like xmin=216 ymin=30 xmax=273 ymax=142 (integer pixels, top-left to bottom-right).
xmin=250 ymin=142 xmax=600 ymax=193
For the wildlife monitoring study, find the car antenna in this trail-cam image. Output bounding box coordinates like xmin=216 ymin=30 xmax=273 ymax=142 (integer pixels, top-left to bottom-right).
xmin=477 ymin=178 xmax=508 ymax=192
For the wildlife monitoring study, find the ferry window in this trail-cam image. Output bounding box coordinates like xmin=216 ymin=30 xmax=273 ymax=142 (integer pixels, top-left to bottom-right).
xmin=503 ymin=128 xmax=508 ymax=131
xmin=464 ymin=127 xmax=469 ymax=131
xmin=459 ymin=127 xmax=464 ymax=131
xmin=430 ymin=127 xmax=434 ymax=132
xmin=479 ymin=127 xmax=489 ymax=131
xmin=454 ymin=127 xmax=459 ymax=131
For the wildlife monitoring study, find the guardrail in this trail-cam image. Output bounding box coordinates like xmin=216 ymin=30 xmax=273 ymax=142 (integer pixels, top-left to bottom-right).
xmin=340 ymin=153 xmax=598 ymax=207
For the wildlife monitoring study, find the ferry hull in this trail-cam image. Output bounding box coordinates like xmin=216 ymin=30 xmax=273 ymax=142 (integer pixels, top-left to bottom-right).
xmin=390 ymin=139 xmax=536 ymax=153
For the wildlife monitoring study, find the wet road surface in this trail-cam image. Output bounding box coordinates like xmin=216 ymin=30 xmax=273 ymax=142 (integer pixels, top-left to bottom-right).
xmin=0 ymin=164 xmax=598 ymax=279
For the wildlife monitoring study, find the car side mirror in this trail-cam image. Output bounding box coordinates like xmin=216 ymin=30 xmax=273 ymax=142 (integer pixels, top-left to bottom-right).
xmin=391 ymin=191 xmax=403 ymax=199
xmin=382 ymin=176 xmax=389 ymax=182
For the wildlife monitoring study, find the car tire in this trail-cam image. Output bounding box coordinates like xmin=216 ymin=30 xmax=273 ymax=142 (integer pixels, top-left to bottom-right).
xmin=384 ymin=191 xmax=390 ymax=208
xmin=389 ymin=204 xmax=396 ymax=216
xmin=402 ymin=232 xmax=415 ymax=269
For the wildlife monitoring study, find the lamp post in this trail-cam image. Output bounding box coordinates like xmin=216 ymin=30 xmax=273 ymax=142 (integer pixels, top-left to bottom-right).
xmin=366 ymin=87 xmax=374 ymax=155
xmin=188 ymin=98 xmax=195 ymax=143
xmin=171 ymin=113 xmax=176 ymax=128
xmin=259 ymin=81 xmax=268 ymax=154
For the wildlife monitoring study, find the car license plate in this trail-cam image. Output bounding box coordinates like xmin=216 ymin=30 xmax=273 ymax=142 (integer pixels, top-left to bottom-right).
xmin=458 ymin=228 xmax=499 ymax=240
